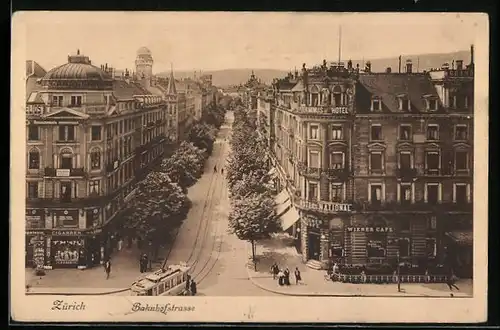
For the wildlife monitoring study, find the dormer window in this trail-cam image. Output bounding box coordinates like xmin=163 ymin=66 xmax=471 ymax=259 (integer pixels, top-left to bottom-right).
xmin=371 ymin=97 xmax=381 ymax=112
xmin=423 ymin=95 xmax=438 ymax=111
xmin=397 ymin=95 xmax=411 ymax=111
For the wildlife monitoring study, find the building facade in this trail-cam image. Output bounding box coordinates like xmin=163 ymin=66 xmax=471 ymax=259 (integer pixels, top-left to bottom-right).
xmin=25 ymin=50 xmax=170 ymax=269
xmin=260 ymin=49 xmax=474 ymax=277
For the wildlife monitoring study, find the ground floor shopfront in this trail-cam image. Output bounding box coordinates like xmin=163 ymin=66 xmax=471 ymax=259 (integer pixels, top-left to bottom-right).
xmin=294 ymin=211 xmax=472 ymax=276
xmin=25 ymin=206 xmax=124 ymax=269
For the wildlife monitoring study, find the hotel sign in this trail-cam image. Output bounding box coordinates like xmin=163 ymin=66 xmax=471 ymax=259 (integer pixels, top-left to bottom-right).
xmin=329 ymin=203 xmax=352 ymax=212
xmin=346 ymin=226 xmax=394 ymax=233
xmin=331 ymin=107 xmax=349 ymax=114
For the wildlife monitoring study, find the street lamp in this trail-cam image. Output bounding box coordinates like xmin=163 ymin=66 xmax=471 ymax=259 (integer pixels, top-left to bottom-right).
xmin=397 ymin=251 xmax=401 ymax=292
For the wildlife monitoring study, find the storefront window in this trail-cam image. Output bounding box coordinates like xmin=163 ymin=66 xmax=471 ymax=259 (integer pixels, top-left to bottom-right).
xmin=426 ymin=237 xmax=437 ymax=258
xmin=52 ymin=239 xmax=83 ymax=265
xmin=398 ymin=237 xmax=411 ymax=257
xmin=367 ymin=234 xmax=386 ymax=258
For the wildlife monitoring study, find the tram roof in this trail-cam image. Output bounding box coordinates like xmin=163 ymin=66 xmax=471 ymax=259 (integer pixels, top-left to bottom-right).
xmin=130 ymin=264 xmax=190 ymax=291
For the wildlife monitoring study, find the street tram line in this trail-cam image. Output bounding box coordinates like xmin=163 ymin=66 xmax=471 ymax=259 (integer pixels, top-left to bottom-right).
xmin=191 ymin=126 xmax=232 ymax=285
xmin=192 ymin=172 xmax=228 ymax=286
xmin=181 ymin=125 xmax=228 ymax=271
xmin=187 ymin=135 xmax=227 ymax=273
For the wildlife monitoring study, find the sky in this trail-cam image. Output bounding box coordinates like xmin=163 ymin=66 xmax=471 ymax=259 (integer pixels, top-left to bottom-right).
xmin=15 ymin=12 xmax=487 ymax=73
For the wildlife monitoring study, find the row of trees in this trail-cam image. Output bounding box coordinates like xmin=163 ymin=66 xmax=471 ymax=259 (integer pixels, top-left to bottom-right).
xmin=226 ymin=106 xmax=281 ymax=270
xmin=123 ymin=103 xmax=227 ymax=259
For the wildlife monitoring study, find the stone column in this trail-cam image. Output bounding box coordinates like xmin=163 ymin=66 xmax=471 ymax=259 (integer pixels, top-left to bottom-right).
xmin=300 ymin=216 xmax=309 ymax=263
xmin=319 ymin=226 xmax=330 ymax=269
xmin=320 ymin=123 xmax=330 ymax=201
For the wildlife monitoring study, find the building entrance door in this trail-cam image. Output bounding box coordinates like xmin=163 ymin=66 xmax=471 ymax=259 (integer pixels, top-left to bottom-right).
xmin=308 ymin=231 xmax=321 ymax=260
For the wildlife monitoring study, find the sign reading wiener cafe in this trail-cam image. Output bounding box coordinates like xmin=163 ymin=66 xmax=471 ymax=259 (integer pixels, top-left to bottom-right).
xmin=346 ymin=226 xmax=394 ymax=233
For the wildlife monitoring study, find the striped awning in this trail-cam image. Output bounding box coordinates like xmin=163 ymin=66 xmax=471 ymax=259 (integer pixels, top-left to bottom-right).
xmin=274 ymin=189 xmax=290 ymax=206
xmin=279 ymin=206 xmax=300 ymax=231
xmin=276 ymin=199 xmax=291 ymax=217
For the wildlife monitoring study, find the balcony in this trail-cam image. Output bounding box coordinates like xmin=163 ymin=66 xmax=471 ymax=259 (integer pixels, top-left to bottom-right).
xmin=323 ymin=168 xmax=351 ymax=181
xmin=294 ymin=197 xmax=354 ymax=213
xmin=26 ymin=195 xmax=107 ymax=208
xmin=396 ymin=167 xmax=417 ymax=182
xmin=106 ymin=160 xmax=120 ymax=173
xmin=356 ymin=201 xmax=473 ymax=213
xmin=44 ymin=167 xmax=86 ymax=178
xmin=297 ymin=162 xmax=321 ymax=178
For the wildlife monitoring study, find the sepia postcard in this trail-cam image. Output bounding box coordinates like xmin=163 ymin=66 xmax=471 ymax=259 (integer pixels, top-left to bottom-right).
xmin=11 ymin=11 xmax=489 ymax=323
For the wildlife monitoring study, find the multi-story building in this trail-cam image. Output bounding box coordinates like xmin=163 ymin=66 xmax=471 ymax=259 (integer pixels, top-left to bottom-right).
xmin=260 ymin=48 xmax=474 ymax=277
xmin=25 ymin=50 xmax=169 ymax=269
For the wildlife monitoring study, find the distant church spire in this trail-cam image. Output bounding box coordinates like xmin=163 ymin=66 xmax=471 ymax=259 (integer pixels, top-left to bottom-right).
xmin=167 ymin=63 xmax=177 ymax=95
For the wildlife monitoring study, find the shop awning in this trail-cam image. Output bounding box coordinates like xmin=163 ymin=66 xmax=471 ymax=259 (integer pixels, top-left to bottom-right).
xmin=280 ymin=206 xmax=300 ymax=231
xmin=276 ymin=199 xmax=292 ymax=217
xmin=274 ymin=189 xmax=290 ymax=206
xmin=445 ymin=231 xmax=473 ymax=246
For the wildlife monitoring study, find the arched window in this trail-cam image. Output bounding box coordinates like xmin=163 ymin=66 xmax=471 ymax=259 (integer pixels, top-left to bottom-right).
xmin=90 ymin=148 xmax=101 ymax=170
xmin=60 ymin=148 xmax=73 ymax=169
xmin=28 ymin=148 xmax=40 ymax=169
xmin=332 ymin=86 xmax=342 ymax=106
xmin=310 ymin=86 xmax=319 ymax=106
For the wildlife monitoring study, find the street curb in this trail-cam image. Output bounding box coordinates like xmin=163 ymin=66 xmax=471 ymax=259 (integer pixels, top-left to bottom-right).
xmin=244 ymin=243 xmax=468 ymax=298
xmin=25 ymin=287 xmax=130 ymax=296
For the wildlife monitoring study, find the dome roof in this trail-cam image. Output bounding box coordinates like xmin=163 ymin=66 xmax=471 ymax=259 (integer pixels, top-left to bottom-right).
xmin=41 ymin=53 xmax=112 ymax=82
xmin=137 ymin=47 xmax=152 ymax=57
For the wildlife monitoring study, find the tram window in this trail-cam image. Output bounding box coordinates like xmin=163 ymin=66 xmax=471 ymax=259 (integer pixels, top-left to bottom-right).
xmin=166 ymin=280 xmax=171 ymax=289
xmin=158 ymin=283 xmax=164 ymax=295
xmin=146 ymin=289 xmax=153 ymax=296
xmin=153 ymin=287 xmax=157 ymax=296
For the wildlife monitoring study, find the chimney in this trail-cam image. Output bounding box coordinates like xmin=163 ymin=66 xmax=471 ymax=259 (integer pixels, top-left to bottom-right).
xmin=398 ymin=55 xmax=402 ymax=73
xmin=470 ymin=44 xmax=474 ymax=66
xmin=406 ymin=59 xmax=413 ymax=73
xmin=365 ymin=61 xmax=371 ymax=73
xmin=385 ymin=67 xmax=392 ymax=73
xmin=441 ymin=62 xmax=450 ymax=70
xmin=456 ymin=60 xmax=463 ymax=71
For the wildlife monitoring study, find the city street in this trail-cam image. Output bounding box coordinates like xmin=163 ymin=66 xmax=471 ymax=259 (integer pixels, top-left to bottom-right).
xmin=165 ymin=111 xmax=275 ymax=296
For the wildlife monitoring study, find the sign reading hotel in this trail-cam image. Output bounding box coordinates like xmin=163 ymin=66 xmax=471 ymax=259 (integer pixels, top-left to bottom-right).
xmin=346 ymin=226 xmax=394 ymax=233
xmin=331 ymin=107 xmax=349 ymax=114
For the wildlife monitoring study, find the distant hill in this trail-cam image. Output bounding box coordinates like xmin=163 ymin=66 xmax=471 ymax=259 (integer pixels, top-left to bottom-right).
xmin=158 ymin=50 xmax=471 ymax=88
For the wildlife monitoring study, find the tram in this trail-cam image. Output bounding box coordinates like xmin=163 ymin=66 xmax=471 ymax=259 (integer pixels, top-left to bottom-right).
xmin=130 ymin=262 xmax=191 ymax=296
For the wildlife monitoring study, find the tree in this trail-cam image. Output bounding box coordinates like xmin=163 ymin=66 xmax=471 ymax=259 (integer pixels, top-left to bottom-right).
xmin=188 ymin=122 xmax=217 ymax=154
xmin=226 ymin=145 xmax=268 ymax=190
xmin=231 ymin=171 xmax=273 ymax=199
xmin=160 ymin=141 xmax=207 ymax=189
xmin=123 ymin=171 xmax=190 ymax=259
xmin=228 ymin=192 xmax=281 ymax=271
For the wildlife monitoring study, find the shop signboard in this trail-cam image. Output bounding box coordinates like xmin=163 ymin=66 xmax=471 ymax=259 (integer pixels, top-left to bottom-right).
xmin=346 ymin=226 xmax=394 ymax=233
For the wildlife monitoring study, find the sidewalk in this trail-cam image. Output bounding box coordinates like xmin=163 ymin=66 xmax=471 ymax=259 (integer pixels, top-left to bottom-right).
xmin=246 ymin=234 xmax=473 ymax=298
xmin=25 ymin=241 xmax=171 ymax=295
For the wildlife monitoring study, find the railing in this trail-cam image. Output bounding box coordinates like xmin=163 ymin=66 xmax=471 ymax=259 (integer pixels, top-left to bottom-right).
xmin=44 ymin=167 xmax=86 ymax=177
xmin=332 ymin=274 xmax=448 ymax=284
xmin=106 ymin=160 xmax=120 ymax=173
xmin=26 ymin=195 xmax=106 ymax=207
xmin=323 ymin=168 xmax=351 ymax=180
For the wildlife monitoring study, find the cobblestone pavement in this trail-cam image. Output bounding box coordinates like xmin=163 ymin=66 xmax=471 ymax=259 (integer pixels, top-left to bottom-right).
xmin=246 ymin=234 xmax=473 ymax=297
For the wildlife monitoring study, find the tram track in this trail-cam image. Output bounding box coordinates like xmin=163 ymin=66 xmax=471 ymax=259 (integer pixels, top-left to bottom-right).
xmin=188 ymin=130 xmax=228 ymax=274
xmin=162 ymin=118 xmax=230 ymax=282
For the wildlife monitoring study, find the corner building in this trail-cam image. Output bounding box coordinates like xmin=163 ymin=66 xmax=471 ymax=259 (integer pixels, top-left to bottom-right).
xmin=25 ymin=51 xmax=169 ymax=269
xmin=262 ymin=51 xmax=473 ymax=277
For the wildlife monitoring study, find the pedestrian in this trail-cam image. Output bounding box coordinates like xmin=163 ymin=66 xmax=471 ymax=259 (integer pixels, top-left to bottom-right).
xmin=284 ymin=267 xmax=291 ymax=286
xmin=185 ymin=274 xmax=191 ymax=294
xmin=190 ymin=280 xmax=197 ymax=296
xmin=332 ymin=262 xmax=339 ymax=282
xmin=446 ymin=271 xmax=460 ymax=291
xmin=294 ymin=267 xmax=302 ymax=285
xmin=118 ymin=237 xmax=123 ymax=251
xmin=277 ymin=269 xmax=284 ymax=286
xmin=270 ymin=262 xmax=278 ymax=279
xmin=214 ymin=165 xmax=217 ymax=173
xmin=104 ymin=259 xmax=111 ymax=279
xmin=139 ymin=254 xmax=146 ymax=273
xmin=221 ymin=168 xmax=224 ymax=175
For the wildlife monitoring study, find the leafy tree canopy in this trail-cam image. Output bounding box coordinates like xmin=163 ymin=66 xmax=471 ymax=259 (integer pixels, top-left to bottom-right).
xmin=160 ymin=141 xmax=207 ymax=189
